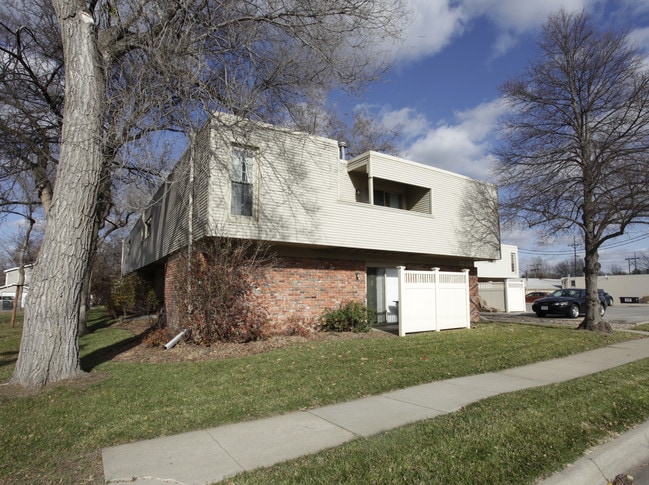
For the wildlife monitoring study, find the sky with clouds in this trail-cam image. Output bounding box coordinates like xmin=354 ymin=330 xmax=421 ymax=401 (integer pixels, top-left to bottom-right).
xmin=362 ymin=0 xmax=649 ymax=273
xmin=2 ymin=1 xmax=649 ymax=275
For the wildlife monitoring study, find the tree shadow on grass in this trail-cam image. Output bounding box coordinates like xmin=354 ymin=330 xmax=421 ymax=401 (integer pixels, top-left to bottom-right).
xmin=81 ymin=317 xmax=159 ymax=371
xmin=0 ymin=350 xmax=18 ymax=369
xmin=86 ymin=311 xmax=114 ymax=332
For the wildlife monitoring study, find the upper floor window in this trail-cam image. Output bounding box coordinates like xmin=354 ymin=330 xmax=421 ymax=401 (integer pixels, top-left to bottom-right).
xmin=510 ymin=252 xmax=516 ymax=273
xmin=231 ymin=148 xmax=254 ymax=216
xmin=373 ymin=189 xmax=402 ymax=209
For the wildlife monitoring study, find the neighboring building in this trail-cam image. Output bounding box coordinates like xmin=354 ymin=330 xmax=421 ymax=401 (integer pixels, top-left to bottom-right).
xmin=0 ymin=264 xmax=32 ymax=309
xmin=475 ymin=244 xmax=526 ymax=312
xmin=475 ymin=244 xmax=519 ymax=280
xmin=524 ymin=278 xmax=562 ymax=293
xmin=122 ymin=116 xmax=501 ymax=330
xmin=562 ymin=274 xmax=649 ymax=303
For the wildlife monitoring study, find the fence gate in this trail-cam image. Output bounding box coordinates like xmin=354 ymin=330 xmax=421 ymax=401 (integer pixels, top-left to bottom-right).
xmin=397 ymin=266 xmax=470 ymax=337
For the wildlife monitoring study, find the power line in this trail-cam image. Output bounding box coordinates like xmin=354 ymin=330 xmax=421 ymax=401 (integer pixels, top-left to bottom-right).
xmin=625 ymin=253 xmax=639 ymax=273
xmin=517 ymin=232 xmax=649 ymax=255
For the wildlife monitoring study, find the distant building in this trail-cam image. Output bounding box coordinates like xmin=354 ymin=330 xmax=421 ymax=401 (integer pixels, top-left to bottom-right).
xmin=474 ymin=244 xmax=526 ymax=313
xmin=0 ymin=264 xmax=32 ymax=309
xmin=562 ymin=274 xmax=649 ymax=304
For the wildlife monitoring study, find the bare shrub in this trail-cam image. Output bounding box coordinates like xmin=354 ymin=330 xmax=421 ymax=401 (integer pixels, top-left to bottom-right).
xmin=175 ymin=238 xmax=275 ymax=344
xmin=277 ymin=315 xmax=317 ymax=338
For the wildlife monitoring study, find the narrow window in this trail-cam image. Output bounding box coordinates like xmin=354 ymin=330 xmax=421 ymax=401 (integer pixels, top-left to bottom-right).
xmin=231 ymin=148 xmax=254 ymax=216
xmin=510 ymin=252 xmax=516 ymax=273
xmin=143 ymin=216 xmax=152 ymax=240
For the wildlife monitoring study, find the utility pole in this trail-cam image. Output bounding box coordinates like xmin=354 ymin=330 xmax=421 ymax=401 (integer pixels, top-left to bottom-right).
xmin=570 ymin=236 xmax=579 ymax=275
xmin=625 ymin=253 xmax=639 ymax=274
xmin=528 ymin=264 xmax=541 ymax=278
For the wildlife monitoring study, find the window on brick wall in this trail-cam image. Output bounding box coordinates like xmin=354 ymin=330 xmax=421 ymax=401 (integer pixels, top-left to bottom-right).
xmin=231 ymin=147 xmax=254 ymax=216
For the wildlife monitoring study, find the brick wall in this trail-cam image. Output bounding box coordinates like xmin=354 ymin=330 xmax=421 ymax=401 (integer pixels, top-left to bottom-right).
xmin=258 ymin=256 xmax=367 ymax=327
xmin=162 ymin=252 xmax=480 ymax=331
xmin=469 ymin=274 xmax=480 ymax=323
xmin=164 ymin=252 xmax=201 ymax=332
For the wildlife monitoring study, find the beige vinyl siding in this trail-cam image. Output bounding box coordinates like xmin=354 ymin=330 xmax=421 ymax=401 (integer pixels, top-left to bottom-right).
xmin=206 ymin=123 xmax=336 ymax=244
xmin=205 ymin=126 xmax=495 ymax=259
xmin=408 ymin=186 xmax=431 ymax=214
xmin=123 ymin=116 xmax=499 ymax=274
xmin=121 ymin=125 xmax=211 ymax=274
xmin=338 ymin=160 xmax=359 ymax=203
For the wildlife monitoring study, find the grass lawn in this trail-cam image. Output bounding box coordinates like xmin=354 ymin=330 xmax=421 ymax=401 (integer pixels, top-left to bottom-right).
xmin=636 ymin=322 xmax=649 ymax=332
xmin=0 ymin=309 xmax=647 ymax=484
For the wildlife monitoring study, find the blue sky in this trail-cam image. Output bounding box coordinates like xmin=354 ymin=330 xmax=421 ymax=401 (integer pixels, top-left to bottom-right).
xmin=358 ymin=0 xmax=649 ymax=274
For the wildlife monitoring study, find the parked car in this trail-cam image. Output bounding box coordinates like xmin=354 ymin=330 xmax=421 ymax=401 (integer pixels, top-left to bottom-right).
xmin=599 ymin=289 xmax=614 ymax=306
xmin=532 ymin=288 xmax=606 ymax=318
xmin=525 ymin=291 xmax=549 ymax=302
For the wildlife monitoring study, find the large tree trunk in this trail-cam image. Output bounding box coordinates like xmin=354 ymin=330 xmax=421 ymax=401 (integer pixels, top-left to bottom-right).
xmin=11 ymin=2 xmax=105 ymax=389
xmin=578 ymin=241 xmax=612 ymax=332
xmin=78 ymin=267 xmax=92 ymax=337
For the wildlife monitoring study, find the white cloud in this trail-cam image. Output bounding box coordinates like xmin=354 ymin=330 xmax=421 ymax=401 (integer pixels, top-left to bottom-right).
xmin=628 ymin=26 xmax=649 ymax=51
xmin=395 ymin=0 xmax=468 ymax=61
xmin=462 ymin=0 xmax=589 ymax=33
xmin=378 ymin=107 xmax=429 ymax=139
xmin=382 ymin=99 xmax=506 ymax=181
xmin=398 ymin=0 xmax=596 ymax=63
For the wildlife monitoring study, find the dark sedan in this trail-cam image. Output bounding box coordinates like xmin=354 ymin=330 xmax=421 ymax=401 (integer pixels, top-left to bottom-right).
xmin=532 ymin=288 xmax=606 ymax=318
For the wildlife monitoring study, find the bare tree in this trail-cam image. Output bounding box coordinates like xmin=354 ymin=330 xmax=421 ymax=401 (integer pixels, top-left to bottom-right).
xmin=7 ymin=0 xmax=407 ymax=388
xmin=606 ymin=263 xmax=628 ymax=275
xmin=0 ymin=1 xmax=62 ymax=217
xmin=522 ymin=256 xmax=553 ymax=279
xmin=495 ymin=9 xmax=649 ymax=332
xmin=293 ymin=105 xmax=402 ymax=157
xmin=457 ymin=179 xmax=501 ymax=259
xmin=552 ymin=259 xmax=584 ymax=278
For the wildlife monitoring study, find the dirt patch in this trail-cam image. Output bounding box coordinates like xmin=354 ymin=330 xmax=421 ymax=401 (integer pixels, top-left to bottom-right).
xmin=110 ymin=317 xmax=397 ymax=364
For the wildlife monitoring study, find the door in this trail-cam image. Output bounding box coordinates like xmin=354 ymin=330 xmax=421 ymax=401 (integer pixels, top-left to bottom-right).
xmin=366 ymin=267 xmax=399 ymax=324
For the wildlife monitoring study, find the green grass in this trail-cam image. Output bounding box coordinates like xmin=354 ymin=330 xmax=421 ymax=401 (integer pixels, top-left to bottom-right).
xmin=635 ymin=322 xmax=649 ymax=332
xmin=230 ymin=359 xmax=649 ymax=484
xmin=0 ymin=310 xmax=646 ymax=484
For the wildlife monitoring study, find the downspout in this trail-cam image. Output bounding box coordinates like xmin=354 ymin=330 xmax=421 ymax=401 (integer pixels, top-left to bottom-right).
xmin=164 ymin=330 xmax=187 ymax=350
xmin=188 ymin=131 xmax=195 ymax=280
xmin=187 ymin=130 xmax=195 ymax=316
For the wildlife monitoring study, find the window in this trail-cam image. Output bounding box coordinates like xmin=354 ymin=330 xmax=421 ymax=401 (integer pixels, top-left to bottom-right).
xmin=231 ymin=148 xmax=254 ymax=216
xmin=510 ymin=252 xmax=516 ymax=273
xmin=142 ymin=216 xmax=152 ymax=240
xmin=373 ymin=189 xmax=401 ymax=209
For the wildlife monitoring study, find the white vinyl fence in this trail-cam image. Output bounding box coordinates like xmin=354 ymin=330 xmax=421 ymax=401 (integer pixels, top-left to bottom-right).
xmin=505 ymin=279 xmax=526 ymax=312
xmin=397 ymin=266 xmax=470 ymax=336
xmin=478 ymin=279 xmax=526 ymax=312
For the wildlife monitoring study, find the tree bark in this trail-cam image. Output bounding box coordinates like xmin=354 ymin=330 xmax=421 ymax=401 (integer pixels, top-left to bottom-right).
xmin=11 ymin=1 xmax=105 ymax=389
xmin=578 ymin=240 xmax=612 ymax=332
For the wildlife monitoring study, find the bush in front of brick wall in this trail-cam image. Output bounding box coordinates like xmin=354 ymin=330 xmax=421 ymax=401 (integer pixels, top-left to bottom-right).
xmin=174 ymin=238 xmax=275 ymax=344
xmin=107 ymin=273 xmax=159 ymax=319
xmin=320 ymin=300 xmax=375 ymax=333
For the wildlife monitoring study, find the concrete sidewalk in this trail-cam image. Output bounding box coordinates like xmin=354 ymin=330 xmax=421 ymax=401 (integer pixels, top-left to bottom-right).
xmin=103 ymin=337 xmax=649 ymax=485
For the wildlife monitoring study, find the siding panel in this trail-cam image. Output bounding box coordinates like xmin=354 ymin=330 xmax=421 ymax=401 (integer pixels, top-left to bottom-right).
xmin=124 ymin=117 xmax=500 ymax=273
